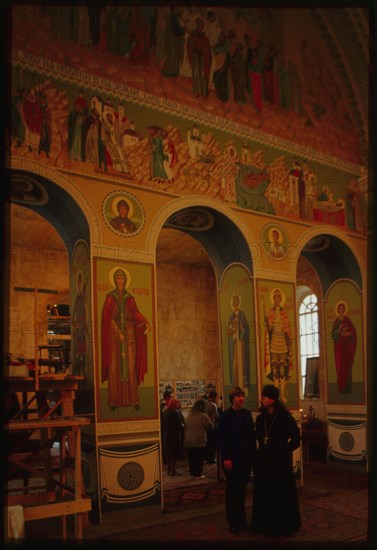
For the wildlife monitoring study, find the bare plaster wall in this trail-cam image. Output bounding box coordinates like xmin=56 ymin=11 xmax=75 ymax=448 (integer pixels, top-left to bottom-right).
xmin=8 ymin=207 xmax=69 ymax=359
xmin=155 ymin=262 xmax=221 ymax=386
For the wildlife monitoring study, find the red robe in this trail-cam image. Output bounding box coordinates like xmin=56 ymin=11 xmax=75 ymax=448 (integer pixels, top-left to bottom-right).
xmin=332 ymin=314 xmax=357 ymax=393
xmin=101 ymin=290 xmax=148 ymax=407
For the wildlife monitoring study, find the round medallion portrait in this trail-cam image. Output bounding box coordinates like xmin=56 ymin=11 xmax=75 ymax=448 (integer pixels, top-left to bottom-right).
xmin=261 ymin=223 xmax=288 ymax=260
xmin=102 ymin=191 xmax=145 ymax=236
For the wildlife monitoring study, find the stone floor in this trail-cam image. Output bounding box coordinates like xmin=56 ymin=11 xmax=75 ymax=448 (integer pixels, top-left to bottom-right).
xmin=12 ymin=460 xmax=372 ymax=547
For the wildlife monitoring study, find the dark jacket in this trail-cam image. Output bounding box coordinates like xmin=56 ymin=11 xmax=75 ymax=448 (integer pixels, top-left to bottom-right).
xmin=162 ymin=407 xmax=184 ymax=459
xmin=254 ymin=400 xmax=300 ymax=475
xmin=218 ymin=406 xmax=257 ymax=471
xmin=251 ymin=400 xmax=301 ymax=535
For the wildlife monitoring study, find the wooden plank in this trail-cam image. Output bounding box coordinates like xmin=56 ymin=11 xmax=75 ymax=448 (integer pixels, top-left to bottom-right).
xmin=7 ymin=492 xmax=56 ymax=507
xmin=8 ymin=455 xmax=73 ymax=493
xmin=7 ymin=377 xmax=84 ymax=393
xmin=6 ymin=417 xmax=90 ymax=431
xmin=23 ymin=498 xmax=91 ymax=521
xmin=7 ymin=484 xmax=48 ymax=495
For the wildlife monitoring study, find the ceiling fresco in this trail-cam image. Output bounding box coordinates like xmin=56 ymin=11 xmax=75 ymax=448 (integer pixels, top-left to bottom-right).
xmin=307 ymin=7 xmax=369 ymax=160
xmin=8 ymin=4 xmax=370 ymax=236
xmin=9 ymin=4 xmax=369 ymax=162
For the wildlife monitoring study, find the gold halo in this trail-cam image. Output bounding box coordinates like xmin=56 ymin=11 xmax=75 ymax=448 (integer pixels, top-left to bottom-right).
xmin=270 ymin=287 xmax=285 ymax=306
xmin=335 ymin=300 xmax=347 ymax=316
xmin=108 ymin=266 xmax=131 ymax=289
xmin=112 ymin=196 xmax=134 ymax=218
xmin=268 ymin=227 xmax=282 ymax=243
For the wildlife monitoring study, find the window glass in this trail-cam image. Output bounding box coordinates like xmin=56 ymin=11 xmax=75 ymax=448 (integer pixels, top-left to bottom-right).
xmin=299 ymin=294 xmax=319 ymax=397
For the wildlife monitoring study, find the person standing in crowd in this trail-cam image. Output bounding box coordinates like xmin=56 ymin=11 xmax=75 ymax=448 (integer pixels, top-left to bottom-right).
xmin=162 ymin=397 xmax=185 ymax=476
xmin=176 ymin=398 xmax=186 ymax=457
xmin=160 ymin=389 xmax=173 ymax=465
xmin=217 ymin=394 xmax=223 ymax=415
xmin=205 ymin=390 xmax=219 ymax=464
xmin=251 ymin=384 xmax=301 ymax=536
xmin=184 ymin=399 xmax=214 ymax=479
xmin=160 ymin=389 xmax=173 ymax=411
xmin=218 ymin=388 xmax=257 ymax=535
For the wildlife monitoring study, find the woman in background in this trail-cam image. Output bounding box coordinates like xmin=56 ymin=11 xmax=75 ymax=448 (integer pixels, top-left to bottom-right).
xmin=162 ymin=397 xmax=185 ymax=476
xmin=184 ymin=399 xmax=214 ymax=479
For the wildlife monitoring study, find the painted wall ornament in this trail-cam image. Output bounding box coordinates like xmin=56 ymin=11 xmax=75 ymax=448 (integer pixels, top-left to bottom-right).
xmin=165 ymin=208 xmax=214 ymax=231
xmin=102 ymin=190 xmax=145 ymax=236
xmin=11 ymin=175 xmax=48 ymax=205
xmin=261 ymin=223 xmax=288 ymax=260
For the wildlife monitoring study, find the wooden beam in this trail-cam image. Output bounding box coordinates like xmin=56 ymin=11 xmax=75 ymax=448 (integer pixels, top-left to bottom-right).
xmin=8 ymin=455 xmax=73 ymax=493
xmin=23 ymin=499 xmax=91 ymax=521
xmin=7 ymin=492 xmax=55 ymax=507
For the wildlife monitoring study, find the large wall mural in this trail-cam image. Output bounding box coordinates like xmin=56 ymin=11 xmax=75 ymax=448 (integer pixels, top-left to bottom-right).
xmin=70 ymin=239 xmax=94 ymax=413
xmin=93 ymin=258 xmax=157 ymax=422
xmin=9 ymin=5 xmax=367 ymax=235
xmin=219 ymin=265 xmax=258 ymax=410
xmin=256 ymin=279 xmax=299 ymax=409
xmin=324 ymin=280 xmax=364 ymax=405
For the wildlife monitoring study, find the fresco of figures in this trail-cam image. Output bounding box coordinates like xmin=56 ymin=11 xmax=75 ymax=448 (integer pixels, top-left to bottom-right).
xmin=9 ymin=4 xmax=367 ymax=234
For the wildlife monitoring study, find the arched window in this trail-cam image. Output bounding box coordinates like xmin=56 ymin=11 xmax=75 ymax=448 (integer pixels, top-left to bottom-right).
xmin=299 ymin=293 xmax=320 ymax=397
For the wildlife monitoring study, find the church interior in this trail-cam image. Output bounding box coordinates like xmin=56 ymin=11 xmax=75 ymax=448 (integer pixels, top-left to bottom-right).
xmin=4 ymin=2 xmax=374 ymax=544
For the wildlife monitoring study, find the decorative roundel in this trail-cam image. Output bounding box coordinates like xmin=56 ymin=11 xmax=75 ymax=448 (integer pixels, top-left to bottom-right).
xmin=102 ymin=190 xmax=145 ymax=237
xmin=117 ymin=461 xmax=145 ymax=491
xmin=261 ymin=223 xmax=288 ymax=261
xmin=11 ymin=174 xmax=49 ymax=205
xmin=338 ymin=431 xmax=355 ymax=452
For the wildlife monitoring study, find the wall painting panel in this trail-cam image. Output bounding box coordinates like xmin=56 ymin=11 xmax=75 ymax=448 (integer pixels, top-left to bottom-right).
xmin=219 ymin=264 xmax=258 ymax=410
xmin=70 ymin=239 xmax=94 ymax=414
xmin=324 ymin=280 xmax=364 ymax=405
xmin=93 ymin=258 xmax=157 ymax=421
xmin=256 ymin=279 xmax=299 ymax=409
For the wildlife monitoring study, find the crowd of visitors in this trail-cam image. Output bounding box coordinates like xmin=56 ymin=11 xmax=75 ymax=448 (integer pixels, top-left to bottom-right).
xmin=160 ymin=387 xmax=221 ymax=477
xmin=160 ymin=384 xmax=301 ymax=537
